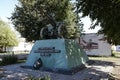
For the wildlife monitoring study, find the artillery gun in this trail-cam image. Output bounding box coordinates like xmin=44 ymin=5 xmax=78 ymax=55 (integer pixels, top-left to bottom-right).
xmin=40 ymin=14 xmax=66 ymax=39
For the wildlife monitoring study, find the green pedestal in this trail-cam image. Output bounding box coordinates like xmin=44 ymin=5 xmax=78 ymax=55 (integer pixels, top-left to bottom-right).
xmin=24 ymin=39 xmax=89 ymax=74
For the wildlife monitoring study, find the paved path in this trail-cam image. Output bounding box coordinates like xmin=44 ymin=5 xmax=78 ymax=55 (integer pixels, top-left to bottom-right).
xmin=0 ymin=60 xmax=113 ymax=80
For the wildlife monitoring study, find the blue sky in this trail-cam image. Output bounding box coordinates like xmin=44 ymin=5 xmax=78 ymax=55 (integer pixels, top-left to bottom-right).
xmin=0 ymin=0 xmax=18 ymax=22
xmin=0 ymin=0 xmax=100 ymax=33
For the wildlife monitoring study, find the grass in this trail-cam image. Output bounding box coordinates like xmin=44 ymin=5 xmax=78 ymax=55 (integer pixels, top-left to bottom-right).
xmin=88 ymin=51 xmax=120 ymax=61
xmin=25 ymin=75 xmax=51 ymax=80
xmin=17 ymin=59 xmax=26 ymax=63
xmin=89 ymin=56 xmax=120 ymax=62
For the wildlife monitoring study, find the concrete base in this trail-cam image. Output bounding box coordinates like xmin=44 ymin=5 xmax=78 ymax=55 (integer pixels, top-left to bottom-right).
xmin=22 ymin=39 xmax=89 ymax=74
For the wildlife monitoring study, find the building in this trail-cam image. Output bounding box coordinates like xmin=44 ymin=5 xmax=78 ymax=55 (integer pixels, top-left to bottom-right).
xmin=112 ymin=45 xmax=120 ymax=52
xmin=5 ymin=38 xmax=33 ymax=52
xmin=79 ymin=33 xmax=111 ymax=56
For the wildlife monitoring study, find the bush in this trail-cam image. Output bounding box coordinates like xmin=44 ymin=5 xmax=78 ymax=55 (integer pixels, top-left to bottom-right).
xmin=0 ymin=51 xmax=6 ymax=53
xmin=1 ymin=55 xmax=18 ymax=65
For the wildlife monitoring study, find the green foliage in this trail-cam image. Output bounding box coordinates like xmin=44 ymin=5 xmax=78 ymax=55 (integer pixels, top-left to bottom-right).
xmin=0 ymin=19 xmax=19 ymax=48
xmin=26 ymin=75 xmax=51 ymax=80
xmin=63 ymin=3 xmax=81 ymax=38
xmin=11 ymin=0 xmax=83 ymax=41
xmin=0 ymin=55 xmax=18 ymax=65
xmin=77 ymin=0 xmax=120 ymax=45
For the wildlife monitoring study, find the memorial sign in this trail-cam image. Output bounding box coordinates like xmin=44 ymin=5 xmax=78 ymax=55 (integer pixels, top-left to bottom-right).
xmin=34 ymin=47 xmax=61 ymax=56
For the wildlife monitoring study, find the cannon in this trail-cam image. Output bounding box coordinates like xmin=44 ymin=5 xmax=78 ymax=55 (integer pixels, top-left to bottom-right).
xmin=40 ymin=13 xmax=66 ymax=39
xmin=40 ymin=22 xmax=65 ymax=39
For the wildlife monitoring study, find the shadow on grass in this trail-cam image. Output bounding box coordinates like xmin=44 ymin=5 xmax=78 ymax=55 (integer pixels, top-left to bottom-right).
xmin=89 ymin=59 xmax=115 ymax=67
xmin=72 ymin=59 xmax=116 ymax=80
xmin=74 ymin=67 xmax=116 ymax=80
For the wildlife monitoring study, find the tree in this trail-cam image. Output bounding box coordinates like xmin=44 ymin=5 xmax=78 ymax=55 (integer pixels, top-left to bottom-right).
xmin=0 ymin=19 xmax=19 ymax=51
xmin=77 ymin=0 xmax=120 ymax=45
xmin=11 ymin=0 xmax=83 ymax=41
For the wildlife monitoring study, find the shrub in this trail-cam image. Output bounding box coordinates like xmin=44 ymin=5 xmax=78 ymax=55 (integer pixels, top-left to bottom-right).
xmin=1 ymin=55 xmax=18 ymax=65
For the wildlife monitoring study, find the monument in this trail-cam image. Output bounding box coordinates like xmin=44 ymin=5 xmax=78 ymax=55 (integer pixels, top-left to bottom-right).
xmin=23 ymin=14 xmax=89 ymax=74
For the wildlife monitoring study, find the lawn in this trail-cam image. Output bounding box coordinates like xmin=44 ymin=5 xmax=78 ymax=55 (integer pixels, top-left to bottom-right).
xmin=89 ymin=51 xmax=120 ymax=61
xmin=89 ymin=55 xmax=120 ymax=79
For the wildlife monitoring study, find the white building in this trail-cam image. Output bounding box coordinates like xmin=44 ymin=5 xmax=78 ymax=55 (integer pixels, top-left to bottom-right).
xmin=112 ymin=45 xmax=120 ymax=52
xmin=80 ymin=33 xmax=111 ymax=56
xmin=6 ymin=38 xmax=33 ymax=52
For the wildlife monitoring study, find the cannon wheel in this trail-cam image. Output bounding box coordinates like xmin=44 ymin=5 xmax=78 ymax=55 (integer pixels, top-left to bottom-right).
xmin=58 ymin=24 xmax=67 ymax=38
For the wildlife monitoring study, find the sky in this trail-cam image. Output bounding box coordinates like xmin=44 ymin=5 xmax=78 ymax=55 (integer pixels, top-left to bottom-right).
xmin=0 ymin=0 xmax=100 ymax=33
xmin=0 ymin=0 xmax=18 ymax=22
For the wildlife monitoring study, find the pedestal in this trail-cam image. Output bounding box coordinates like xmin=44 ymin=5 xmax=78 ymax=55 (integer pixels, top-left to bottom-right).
xmin=23 ymin=39 xmax=89 ymax=74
